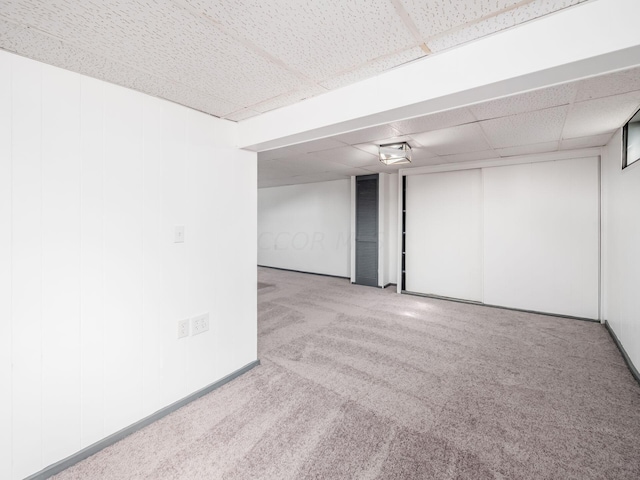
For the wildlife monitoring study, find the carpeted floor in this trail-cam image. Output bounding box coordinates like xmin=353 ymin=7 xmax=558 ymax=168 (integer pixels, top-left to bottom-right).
xmin=54 ymin=267 xmax=640 ymax=479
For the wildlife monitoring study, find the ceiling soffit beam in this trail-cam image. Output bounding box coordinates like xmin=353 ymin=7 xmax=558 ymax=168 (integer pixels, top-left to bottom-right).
xmin=239 ymin=0 xmax=640 ymax=151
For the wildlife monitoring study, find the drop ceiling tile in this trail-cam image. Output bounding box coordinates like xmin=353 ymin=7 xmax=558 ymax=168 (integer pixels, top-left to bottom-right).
xmin=411 ymin=123 xmax=491 ymax=155
xmin=1 ymin=0 xmax=304 ymax=109
xmin=469 ymin=84 xmax=577 ymax=121
xmin=258 ymin=138 xmax=347 ymax=161
xmin=185 ymin=0 xmax=415 ymax=82
xmin=283 ymin=172 xmax=352 ymax=186
xmin=224 ymin=109 xmax=261 ymax=122
xmin=559 ymin=133 xmax=615 ymax=150
xmin=0 ymin=20 xmax=244 ymax=117
xmin=496 ymin=141 xmax=559 ymax=157
xmin=250 ymin=85 xmax=328 ymax=114
xmin=479 ymin=105 xmax=568 ymax=148
xmin=411 ymin=147 xmax=440 ymax=161
xmin=306 ymin=146 xmax=379 ymax=168
xmin=563 ymin=92 xmax=640 ymax=139
xmin=319 ymin=47 xmax=425 ymax=90
xmin=269 ymin=155 xmax=352 ymax=176
xmin=391 ymin=108 xmax=476 ymax=135
xmin=399 ymin=0 xmax=522 ymax=39
xmin=332 ymin=125 xmax=403 ymax=146
xmin=441 ymin=150 xmax=499 ymax=163
xmin=427 ymin=0 xmax=587 ymax=53
xmin=574 ymin=67 xmax=640 ymax=102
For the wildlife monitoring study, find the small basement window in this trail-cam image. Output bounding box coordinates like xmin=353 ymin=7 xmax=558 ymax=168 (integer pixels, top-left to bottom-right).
xmin=623 ymin=107 xmax=640 ymax=169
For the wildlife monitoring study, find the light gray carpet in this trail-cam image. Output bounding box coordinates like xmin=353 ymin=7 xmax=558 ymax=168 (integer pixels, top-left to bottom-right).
xmin=54 ymin=267 xmax=640 ymax=479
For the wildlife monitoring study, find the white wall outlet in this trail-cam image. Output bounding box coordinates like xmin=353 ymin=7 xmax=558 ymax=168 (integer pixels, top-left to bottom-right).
xmin=174 ymin=225 xmax=185 ymax=243
xmin=191 ymin=313 xmax=209 ymax=336
xmin=177 ymin=318 xmax=190 ymax=338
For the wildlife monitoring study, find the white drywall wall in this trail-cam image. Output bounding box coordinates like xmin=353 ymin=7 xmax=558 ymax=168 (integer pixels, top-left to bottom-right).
xmin=0 ymin=50 xmax=256 ymax=480
xmin=258 ymin=180 xmax=351 ymax=277
xmin=483 ymin=157 xmax=600 ymax=319
xmin=602 ymin=129 xmax=640 ymax=369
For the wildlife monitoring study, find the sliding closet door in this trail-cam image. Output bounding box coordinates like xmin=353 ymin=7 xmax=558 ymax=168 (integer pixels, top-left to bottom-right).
xmin=483 ymin=157 xmax=599 ymax=319
xmin=405 ymin=169 xmax=482 ymax=301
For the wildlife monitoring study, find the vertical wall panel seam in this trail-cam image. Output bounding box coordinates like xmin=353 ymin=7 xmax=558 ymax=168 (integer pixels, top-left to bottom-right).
xmin=79 ymin=77 xmax=83 ymax=447
xmin=101 ymin=84 xmax=105 ymax=440
xmin=39 ymin=62 xmax=43 ymax=472
xmin=141 ymin=100 xmax=145 ymax=414
xmin=9 ymin=52 xmax=14 ymax=480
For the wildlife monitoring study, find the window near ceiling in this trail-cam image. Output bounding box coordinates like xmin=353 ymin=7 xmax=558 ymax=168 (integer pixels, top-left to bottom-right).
xmin=623 ymin=107 xmax=640 ymax=169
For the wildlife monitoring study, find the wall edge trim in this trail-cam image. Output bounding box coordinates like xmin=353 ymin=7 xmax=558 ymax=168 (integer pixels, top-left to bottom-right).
xmin=604 ymin=320 xmax=640 ymax=385
xmin=24 ymin=360 xmax=261 ymax=480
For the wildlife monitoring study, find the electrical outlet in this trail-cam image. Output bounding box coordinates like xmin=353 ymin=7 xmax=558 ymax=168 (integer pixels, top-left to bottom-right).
xmin=191 ymin=313 xmax=209 ymax=336
xmin=177 ymin=318 xmax=190 ymax=339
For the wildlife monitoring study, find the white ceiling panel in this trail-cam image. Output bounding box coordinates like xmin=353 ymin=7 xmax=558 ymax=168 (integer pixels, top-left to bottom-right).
xmin=559 ymin=133 xmax=615 ymax=150
xmin=332 ymin=125 xmax=403 ymax=146
xmin=496 ymin=141 xmax=559 ymax=157
xmin=184 ymin=0 xmax=415 ymax=82
xmin=479 ymin=105 xmax=568 ymax=148
xmin=399 ymin=0 xmax=522 ymax=40
xmin=0 ymin=19 xmax=245 ymax=116
xmin=574 ymin=66 xmax=640 ymax=102
xmin=0 ymin=0 xmax=304 ymax=113
xmin=427 ymin=0 xmax=587 ymax=53
xmin=258 ymin=138 xmax=347 ymax=161
xmin=469 ymin=84 xmax=577 ymax=121
xmin=441 ymin=150 xmax=499 ymax=163
xmin=319 ymin=47 xmax=425 ymax=90
xmin=224 ymin=109 xmax=261 ymax=122
xmin=410 ymin=123 xmax=491 ymax=155
xmin=391 ymin=107 xmax=476 ymax=135
xmin=250 ymin=85 xmax=328 ymax=114
xmin=563 ymin=91 xmax=640 ymax=139
xmin=306 ymin=147 xmax=379 ymax=168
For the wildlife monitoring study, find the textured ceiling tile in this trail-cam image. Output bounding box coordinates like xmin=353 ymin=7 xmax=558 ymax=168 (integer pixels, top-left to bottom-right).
xmin=479 ymin=105 xmax=568 ymax=148
xmin=410 ymin=123 xmax=491 ymax=155
xmin=563 ymin=92 xmax=640 ymax=139
xmin=305 ymin=146 xmax=379 ymax=168
xmin=251 ymin=85 xmax=328 ymax=114
xmin=574 ymin=67 xmax=640 ymax=102
xmin=258 ymin=138 xmax=346 ymax=161
xmin=559 ymin=133 xmax=615 ymax=150
xmin=399 ymin=0 xmax=521 ymax=39
xmin=184 ymin=0 xmax=415 ymax=81
xmin=469 ymin=84 xmax=577 ymax=121
xmin=496 ymin=141 xmax=559 ymax=157
xmin=441 ymin=149 xmax=499 ymax=163
xmin=427 ymin=0 xmax=587 ymax=53
xmin=1 ymin=0 xmax=303 ymax=108
xmin=391 ymin=107 xmax=476 ymax=135
xmin=319 ymin=47 xmax=425 ymax=90
xmin=0 ymin=20 xmax=243 ymax=116
xmin=331 ymin=125 xmax=403 ymax=145
xmin=224 ymin=109 xmax=261 ymax=122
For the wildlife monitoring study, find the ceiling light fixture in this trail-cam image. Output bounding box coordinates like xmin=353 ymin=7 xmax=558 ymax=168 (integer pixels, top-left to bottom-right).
xmin=379 ymin=142 xmax=412 ymax=165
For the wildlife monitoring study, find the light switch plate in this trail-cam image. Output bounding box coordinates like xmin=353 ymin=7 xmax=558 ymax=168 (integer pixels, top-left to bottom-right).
xmin=174 ymin=225 xmax=185 ymax=243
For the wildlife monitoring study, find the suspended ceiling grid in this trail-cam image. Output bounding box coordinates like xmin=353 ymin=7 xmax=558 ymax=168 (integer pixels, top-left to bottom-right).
xmin=0 ymin=0 xmax=588 ymax=121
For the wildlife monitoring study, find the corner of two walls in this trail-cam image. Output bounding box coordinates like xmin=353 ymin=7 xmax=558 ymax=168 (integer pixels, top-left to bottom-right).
xmin=257 ymin=173 xmax=398 ymax=284
xmin=601 ymin=129 xmax=640 ymax=372
xmin=0 ymin=50 xmax=257 ymax=480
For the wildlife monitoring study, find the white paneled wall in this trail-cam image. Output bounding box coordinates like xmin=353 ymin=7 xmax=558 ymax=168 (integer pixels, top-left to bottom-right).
xmin=258 ymin=180 xmax=351 ymax=277
xmin=602 ymin=130 xmax=640 ymax=369
xmin=0 ymin=50 xmax=257 ymax=480
xmin=403 ymin=155 xmax=599 ymax=319
xmin=483 ymin=158 xmax=600 ymax=319
xmin=405 ymin=169 xmax=483 ymax=301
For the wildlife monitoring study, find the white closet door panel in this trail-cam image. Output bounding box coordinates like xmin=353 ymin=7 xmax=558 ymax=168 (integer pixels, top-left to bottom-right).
xmin=405 ymin=169 xmax=483 ymax=302
xmin=483 ymin=157 xmax=599 ymax=319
